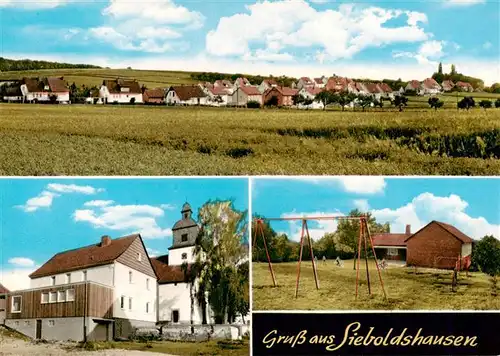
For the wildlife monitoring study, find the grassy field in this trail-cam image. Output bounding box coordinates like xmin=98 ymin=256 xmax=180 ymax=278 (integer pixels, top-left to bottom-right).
xmin=252 ymin=261 xmax=500 ymax=310
xmin=1 ymin=103 xmax=499 ymax=175
xmin=0 ymin=68 xmax=197 ymax=88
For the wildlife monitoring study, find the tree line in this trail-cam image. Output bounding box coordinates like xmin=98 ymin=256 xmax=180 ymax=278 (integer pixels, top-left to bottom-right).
xmin=252 ymin=209 xmax=390 ymax=263
xmin=0 ymin=57 xmax=100 ymax=72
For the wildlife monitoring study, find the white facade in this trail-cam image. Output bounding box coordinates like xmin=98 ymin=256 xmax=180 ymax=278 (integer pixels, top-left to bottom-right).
xmin=165 ymin=90 xmax=208 ymax=106
xmin=30 ymin=264 xmax=114 ymax=289
xmin=158 ymin=282 xmax=207 ymax=324
xmin=99 ymin=85 xmax=143 ymax=104
xmin=169 ymin=246 xmax=197 ymax=266
xmin=113 ymin=262 xmax=156 ymax=323
xmin=20 ymin=84 xmax=69 ymax=103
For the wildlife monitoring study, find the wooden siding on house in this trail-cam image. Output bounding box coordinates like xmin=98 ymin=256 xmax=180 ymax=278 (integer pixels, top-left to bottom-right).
xmin=116 ymin=237 xmax=156 ymax=278
xmin=6 ymin=282 xmax=113 ymax=320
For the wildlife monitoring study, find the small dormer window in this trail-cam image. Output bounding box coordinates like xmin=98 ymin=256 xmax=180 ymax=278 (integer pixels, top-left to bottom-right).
xmin=181 ymin=234 xmax=188 ymax=242
xmin=137 ymin=253 xmax=142 ymax=262
xmin=182 ymin=253 xmax=187 ymax=260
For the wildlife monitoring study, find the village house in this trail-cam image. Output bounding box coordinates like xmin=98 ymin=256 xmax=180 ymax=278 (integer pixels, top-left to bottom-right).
xmin=99 ymin=79 xmax=143 ymax=104
xmin=313 ymin=76 xmax=328 ymax=89
xmin=378 ymin=83 xmax=394 ymax=99
xmin=455 ymin=81 xmax=474 ymax=92
xmin=326 ymin=76 xmax=351 ymax=92
xmin=405 ymin=80 xmax=421 ymax=94
xmin=373 ymin=221 xmax=474 ymax=270
xmin=230 ymin=85 xmax=263 ymax=106
xmin=214 ymin=79 xmax=233 ymax=90
xmin=420 ymin=78 xmax=442 ymax=95
xmin=143 ymin=88 xmax=166 ymax=105
xmin=258 ymin=79 xmax=278 ymax=94
xmin=295 ymin=77 xmax=315 ymax=90
xmin=441 ymin=80 xmax=455 ymax=92
xmin=0 ymin=283 xmax=9 ymax=325
xmin=20 ymin=77 xmax=70 ymax=103
xmin=199 ymin=83 xmax=231 ymax=106
xmin=298 ymin=87 xmax=324 ymax=109
xmin=233 ymin=77 xmax=251 ymax=88
xmin=263 ymin=86 xmax=298 ymax=107
xmin=4 ymin=234 xmax=157 ymax=342
xmin=165 ymin=85 xmax=208 ymax=106
xmin=372 ymin=225 xmax=412 ymax=263
xmin=355 ymin=82 xmax=370 ymax=96
xmin=405 ymin=221 xmax=473 ymax=270
xmin=363 ymin=83 xmax=384 ymax=100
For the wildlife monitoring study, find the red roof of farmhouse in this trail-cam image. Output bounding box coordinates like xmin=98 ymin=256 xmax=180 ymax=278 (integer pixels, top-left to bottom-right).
xmin=372 ymin=233 xmax=409 ymax=247
xmin=239 ymin=85 xmax=261 ymax=96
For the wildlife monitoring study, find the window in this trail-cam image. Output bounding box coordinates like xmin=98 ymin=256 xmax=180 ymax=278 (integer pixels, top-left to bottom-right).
xmin=11 ymin=296 xmax=21 ymax=313
xmin=66 ymin=273 xmax=71 ymax=284
xmin=128 ymin=297 xmax=132 ymax=310
xmin=137 ymin=253 xmax=142 ymax=262
xmin=49 ymin=292 xmax=57 ymax=303
xmin=41 ymin=293 xmax=49 ymax=304
xmin=181 ymin=253 xmax=187 ymax=260
xmin=146 ymin=278 xmax=150 ymax=290
xmin=120 ymin=296 xmax=125 ymax=309
xmin=129 ymin=271 xmax=133 ymax=283
xmin=58 ymin=291 xmax=66 ymax=302
xmin=0 ymin=295 xmax=5 ymax=300
xmin=181 ymin=234 xmax=188 ymax=242
xmin=48 ymin=320 xmax=55 ymax=327
xmin=387 ymin=248 xmax=399 ymax=256
xmin=66 ymin=289 xmax=75 ymax=302
xmin=24 ymin=321 xmax=30 ymax=326
xmin=146 ymin=302 xmax=150 ymax=313
xmin=82 ymin=271 xmax=87 ymax=281
xmin=51 ymin=276 xmax=56 ymax=286
xmin=172 ymin=310 xmax=179 ymax=323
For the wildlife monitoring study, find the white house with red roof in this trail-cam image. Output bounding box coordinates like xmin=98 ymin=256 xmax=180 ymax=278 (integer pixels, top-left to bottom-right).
xmin=295 ymin=77 xmax=315 ymax=90
xmin=230 ymin=85 xmax=263 ymax=106
xmin=199 ymin=83 xmax=231 ymax=106
xmin=313 ymin=76 xmax=328 ymax=89
xmin=420 ymin=78 xmax=442 ymax=95
xmin=455 ymin=81 xmax=474 ymax=92
xmin=298 ymin=87 xmax=324 ymax=109
xmin=258 ymin=79 xmax=278 ymax=94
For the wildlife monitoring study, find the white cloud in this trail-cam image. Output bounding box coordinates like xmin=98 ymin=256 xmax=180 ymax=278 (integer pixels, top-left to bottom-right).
xmin=160 ymin=204 xmax=176 ymax=210
xmin=8 ymin=257 xmax=35 ymax=267
xmin=393 ymin=40 xmax=445 ymax=65
xmin=353 ymin=199 xmax=370 ymax=212
xmin=146 ymin=247 xmax=162 ymax=257
xmin=47 ymin=183 xmax=103 ymax=195
xmin=73 ymin=204 xmax=172 ymax=239
xmin=88 ymin=0 xmax=203 ymax=53
xmin=370 ymin=193 xmax=499 ymax=240
xmin=443 ymin=0 xmax=486 ymax=7
xmin=0 ymin=0 xmax=77 ymax=9
xmin=0 ymin=267 xmax=38 ymax=291
xmin=84 ymin=200 xmax=114 ymax=207
xmin=310 ymin=0 xmax=329 ymax=3
xmin=206 ymin=1 xmax=429 ymax=62
xmin=291 ymin=176 xmax=386 ymax=194
xmin=15 ymin=191 xmax=60 ymax=212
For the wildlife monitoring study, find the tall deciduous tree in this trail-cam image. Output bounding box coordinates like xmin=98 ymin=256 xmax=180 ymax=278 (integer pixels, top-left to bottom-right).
xmin=315 ymin=90 xmax=336 ymax=110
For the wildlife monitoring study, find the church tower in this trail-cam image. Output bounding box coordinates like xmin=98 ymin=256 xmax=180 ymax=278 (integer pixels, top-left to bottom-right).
xmin=168 ymin=202 xmax=199 ymax=266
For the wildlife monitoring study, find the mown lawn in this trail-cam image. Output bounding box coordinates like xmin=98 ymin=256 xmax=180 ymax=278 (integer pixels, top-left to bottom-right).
xmin=77 ymin=339 xmax=249 ymax=356
xmin=252 ymin=261 xmax=500 ymax=310
xmin=0 ymin=104 xmax=499 ymax=175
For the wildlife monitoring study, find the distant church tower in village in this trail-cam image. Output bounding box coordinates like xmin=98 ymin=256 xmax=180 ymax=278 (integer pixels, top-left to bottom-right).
xmin=168 ymin=203 xmax=199 ymax=266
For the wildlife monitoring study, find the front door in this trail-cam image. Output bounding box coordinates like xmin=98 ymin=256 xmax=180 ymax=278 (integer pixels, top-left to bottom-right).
xmin=36 ymin=320 xmax=42 ymax=339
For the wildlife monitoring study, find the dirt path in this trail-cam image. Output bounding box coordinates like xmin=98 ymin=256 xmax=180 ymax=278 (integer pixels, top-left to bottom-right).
xmin=0 ymin=333 xmax=177 ymax=356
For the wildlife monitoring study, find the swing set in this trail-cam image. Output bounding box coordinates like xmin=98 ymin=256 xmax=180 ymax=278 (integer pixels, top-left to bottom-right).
xmin=253 ymin=215 xmax=387 ymax=300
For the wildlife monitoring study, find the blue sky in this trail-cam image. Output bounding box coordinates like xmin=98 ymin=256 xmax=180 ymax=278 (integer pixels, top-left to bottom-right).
xmin=252 ymin=177 xmax=499 ymax=241
xmin=1 ymin=0 xmax=498 ymax=84
xmin=0 ymin=178 xmax=248 ymax=291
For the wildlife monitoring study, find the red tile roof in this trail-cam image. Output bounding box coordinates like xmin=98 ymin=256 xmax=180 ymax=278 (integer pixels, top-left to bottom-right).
xmin=422 ymin=78 xmax=441 ymax=90
xmin=209 ymin=86 xmax=230 ymax=96
xmin=239 ymin=85 xmax=261 ymax=96
xmin=151 ymin=255 xmax=190 ymax=284
xmin=378 ymin=83 xmax=393 ymax=93
xmin=442 ymin=80 xmax=455 ymax=89
xmin=143 ymin=88 xmax=165 ymax=100
xmin=407 ymin=80 xmax=420 ymax=89
xmin=314 ymin=77 xmax=324 ymax=84
xmin=0 ymin=283 xmax=10 ymax=294
xmin=305 ymin=87 xmax=323 ymax=95
xmin=372 ymin=233 xmax=409 ymax=247
xmin=29 ymin=234 xmax=139 ymax=278
xmin=456 ymin=81 xmax=473 ymax=88
xmin=103 ymin=79 xmax=142 ymax=94
xmin=46 ymin=77 xmax=68 ymax=93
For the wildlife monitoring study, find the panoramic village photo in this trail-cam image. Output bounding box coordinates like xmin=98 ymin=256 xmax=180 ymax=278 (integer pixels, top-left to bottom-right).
xmin=0 ymin=178 xmax=250 ymax=355
xmin=0 ymin=0 xmax=499 ymax=175
xmin=251 ymin=177 xmax=500 ymax=311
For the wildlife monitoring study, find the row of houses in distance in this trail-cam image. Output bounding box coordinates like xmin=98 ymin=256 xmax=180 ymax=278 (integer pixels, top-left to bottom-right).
xmin=0 ymin=75 xmax=476 ymax=108
xmin=0 ymin=203 xmax=249 ymax=342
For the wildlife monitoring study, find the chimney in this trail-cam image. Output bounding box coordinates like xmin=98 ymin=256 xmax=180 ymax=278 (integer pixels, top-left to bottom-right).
xmin=405 ymin=225 xmax=411 ymax=235
xmin=101 ymin=235 xmax=111 ymax=247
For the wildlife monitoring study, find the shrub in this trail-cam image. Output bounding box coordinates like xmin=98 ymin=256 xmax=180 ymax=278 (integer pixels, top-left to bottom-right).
xmin=247 ymin=100 xmax=261 ymax=108
xmin=495 ymin=98 xmax=500 ymax=108
xmin=479 ymin=100 xmax=492 ymax=110
xmin=130 ymin=97 xmax=136 ymax=105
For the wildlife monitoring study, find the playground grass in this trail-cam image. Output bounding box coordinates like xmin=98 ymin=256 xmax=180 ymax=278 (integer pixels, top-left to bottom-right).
xmin=1 ymin=104 xmax=499 ymax=175
xmin=252 ymin=261 xmax=500 ymax=310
